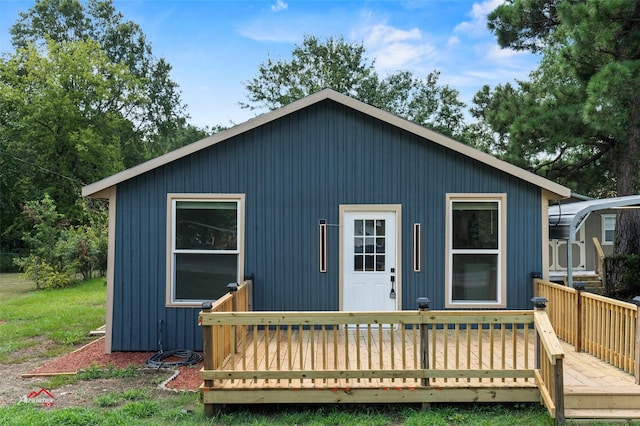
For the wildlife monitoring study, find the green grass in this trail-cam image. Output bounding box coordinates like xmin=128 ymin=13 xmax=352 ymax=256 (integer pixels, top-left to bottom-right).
xmin=0 ymin=273 xmax=558 ymax=424
xmin=0 ymin=402 xmax=556 ymax=426
xmin=0 ymin=273 xmax=106 ymax=363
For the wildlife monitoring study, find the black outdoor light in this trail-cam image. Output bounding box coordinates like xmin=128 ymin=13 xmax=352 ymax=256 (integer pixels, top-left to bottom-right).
xmin=227 ymin=282 xmax=239 ymax=292
xmin=202 ymin=301 xmax=213 ymax=309
xmin=633 ymin=296 xmax=640 ymax=306
xmin=416 ymin=297 xmax=431 ymax=310
xmin=531 ymin=296 xmax=548 ymax=309
xmin=573 ymin=282 xmax=586 ymax=291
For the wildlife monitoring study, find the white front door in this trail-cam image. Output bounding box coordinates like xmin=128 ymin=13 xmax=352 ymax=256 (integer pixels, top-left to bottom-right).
xmin=342 ymin=208 xmax=399 ymax=312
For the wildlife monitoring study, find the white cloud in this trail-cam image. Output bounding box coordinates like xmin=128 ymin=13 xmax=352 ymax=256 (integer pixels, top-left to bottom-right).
xmin=483 ymin=43 xmax=527 ymax=61
xmin=353 ymin=22 xmax=437 ymax=72
xmin=271 ymin=0 xmax=288 ymax=12
xmin=454 ymin=0 xmax=503 ymax=37
xmin=447 ymin=36 xmax=460 ymax=47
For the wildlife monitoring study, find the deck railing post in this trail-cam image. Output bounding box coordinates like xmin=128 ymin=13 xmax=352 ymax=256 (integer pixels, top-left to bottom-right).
xmin=227 ymin=282 xmax=239 ymax=311
xmin=227 ymin=283 xmax=239 ymax=354
xmin=531 ymin=272 xmax=542 ymax=298
xmin=632 ymin=296 xmax=640 ymax=385
xmin=201 ymin=301 xmax=215 ymax=416
xmin=532 ymin=297 xmax=548 ymax=370
xmin=574 ymin=282 xmax=585 ymax=352
xmin=417 ymin=297 xmax=431 ymax=387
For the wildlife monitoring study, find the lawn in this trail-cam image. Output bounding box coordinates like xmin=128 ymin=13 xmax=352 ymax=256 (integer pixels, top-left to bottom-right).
xmin=0 ymin=274 xmax=107 ymax=363
xmin=0 ymin=273 xmax=559 ymax=425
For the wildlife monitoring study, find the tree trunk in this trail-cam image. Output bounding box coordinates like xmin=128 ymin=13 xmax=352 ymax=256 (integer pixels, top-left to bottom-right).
xmin=614 ymin=97 xmax=640 ymax=256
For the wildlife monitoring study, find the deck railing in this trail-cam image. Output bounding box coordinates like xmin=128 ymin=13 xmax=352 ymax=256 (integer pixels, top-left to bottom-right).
xmin=199 ymin=302 xmax=565 ymax=422
xmin=535 ymin=278 xmax=639 ymax=377
xmin=198 ymin=279 xmax=252 ymax=370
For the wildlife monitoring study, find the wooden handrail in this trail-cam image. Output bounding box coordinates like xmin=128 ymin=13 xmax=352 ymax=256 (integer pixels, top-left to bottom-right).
xmin=534 ymin=311 xmax=565 ymax=364
xmin=536 ymin=277 xmax=638 ymax=376
xmin=592 ymin=237 xmax=605 ymax=276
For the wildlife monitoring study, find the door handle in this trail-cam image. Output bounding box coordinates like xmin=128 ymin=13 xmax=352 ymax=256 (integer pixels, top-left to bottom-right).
xmin=390 ymin=268 xmax=396 ymax=299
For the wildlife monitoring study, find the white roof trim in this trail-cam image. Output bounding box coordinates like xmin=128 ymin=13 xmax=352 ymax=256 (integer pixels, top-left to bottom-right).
xmin=82 ymin=89 xmax=571 ymax=198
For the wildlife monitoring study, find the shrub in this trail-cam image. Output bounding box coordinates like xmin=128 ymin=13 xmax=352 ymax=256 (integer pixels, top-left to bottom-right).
xmin=15 ymin=195 xmax=107 ymax=289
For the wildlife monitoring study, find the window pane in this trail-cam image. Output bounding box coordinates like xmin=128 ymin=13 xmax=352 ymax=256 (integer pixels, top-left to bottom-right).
xmin=355 ymin=220 xmax=364 ymax=236
xmin=603 ymin=216 xmax=616 ymax=243
xmin=452 ymin=202 xmax=498 ymax=249
xmin=175 ymin=253 xmax=237 ymax=300
xmin=176 ymin=201 xmax=237 ymax=250
xmin=452 ymin=254 xmax=498 ymax=302
xmin=365 ymin=237 xmax=375 ymax=253
xmin=354 ymin=237 xmax=364 ymax=253
xmin=365 ymin=220 xmax=375 ymax=236
xmin=376 ymin=255 xmax=385 ymax=271
xmin=354 ymin=255 xmax=363 ymax=271
xmin=364 ymin=255 xmax=375 ymax=271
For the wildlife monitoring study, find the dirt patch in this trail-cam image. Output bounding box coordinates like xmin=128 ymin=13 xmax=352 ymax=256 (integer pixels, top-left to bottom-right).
xmin=0 ymin=338 xmax=203 ymax=408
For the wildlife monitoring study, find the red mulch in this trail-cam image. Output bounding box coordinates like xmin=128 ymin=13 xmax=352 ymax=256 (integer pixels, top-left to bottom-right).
xmin=25 ymin=337 xmax=202 ymax=391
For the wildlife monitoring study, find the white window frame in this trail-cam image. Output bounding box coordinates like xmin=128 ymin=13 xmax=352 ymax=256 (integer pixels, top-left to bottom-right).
xmin=601 ymin=214 xmax=616 ymax=245
xmin=166 ymin=193 xmax=245 ymax=307
xmin=445 ymin=194 xmax=507 ymax=308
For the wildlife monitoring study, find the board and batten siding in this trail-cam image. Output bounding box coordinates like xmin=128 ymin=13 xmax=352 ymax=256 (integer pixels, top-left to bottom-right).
xmin=111 ymin=100 xmax=543 ymax=351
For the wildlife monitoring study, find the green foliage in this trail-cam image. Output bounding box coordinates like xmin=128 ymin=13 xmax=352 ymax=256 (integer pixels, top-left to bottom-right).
xmin=95 ymin=393 xmax=121 ymax=407
xmin=0 ymin=253 xmax=21 ymax=272
xmin=242 ymin=35 xmax=468 ymax=139
xmin=14 ymin=195 xmax=107 ymax=288
xmin=77 ymin=365 xmax=140 ymax=380
xmin=117 ymin=401 xmax=160 ymax=419
xmin=0 ymin=0 xmax=201 ymax=259
xmin=476 ymin=0 xmax=640 ymax=256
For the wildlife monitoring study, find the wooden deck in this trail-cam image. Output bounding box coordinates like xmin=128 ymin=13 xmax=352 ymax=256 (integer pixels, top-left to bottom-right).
xmin=200 ymin=281 xmax=640 ymax=422
xmin=562 ymin=340 xmax=640 ymax=421
xmin=203 ymin=328 xmax=640 ymax=419
xmin=200 ymin=310 xmax=554 ymax=410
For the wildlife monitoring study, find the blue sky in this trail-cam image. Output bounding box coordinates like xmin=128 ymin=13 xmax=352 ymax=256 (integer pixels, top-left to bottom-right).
xmin=0 ymin=0 xmax=539 ymax=129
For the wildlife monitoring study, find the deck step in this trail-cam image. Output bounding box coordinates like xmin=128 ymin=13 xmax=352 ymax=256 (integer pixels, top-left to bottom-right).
xmin=565 ymin=386 xmax=640 ymax=410
xmin=565 ymin=409 xmax=640 ymax=421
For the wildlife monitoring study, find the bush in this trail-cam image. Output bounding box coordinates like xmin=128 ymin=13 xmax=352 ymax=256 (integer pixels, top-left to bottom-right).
xmin=15 ymin=195 xmax=107 ymax=289
xmin=14 ymin=257 xmax=76 ymax=289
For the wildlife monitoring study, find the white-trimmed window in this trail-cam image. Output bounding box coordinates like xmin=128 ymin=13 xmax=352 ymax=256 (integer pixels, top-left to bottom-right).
xmin=446 ymin=194 xmax=506 ymax=308
xmin=166 ymin=194 xmax=244 ymax=306
xmin=602 ymin=214 xmax=616 ymax=245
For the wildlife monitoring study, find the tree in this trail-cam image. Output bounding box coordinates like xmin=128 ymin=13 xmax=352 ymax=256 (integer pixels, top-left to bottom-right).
xmin=10 ymin=0 xmax=187 ymax=160
xmin=477 ymin=0 xmax=640 ymax=255
xmin=0 ymin=38 xmax=140 ymax=223
xmin=1 ymin=0 xmax=195 ymax=259
xmin=242 ymin=35 xmax=467 ymax=139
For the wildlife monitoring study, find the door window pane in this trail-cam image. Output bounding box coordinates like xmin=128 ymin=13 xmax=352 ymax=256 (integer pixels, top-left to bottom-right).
xmin=353 ymin=218 xmax=387 ymax=272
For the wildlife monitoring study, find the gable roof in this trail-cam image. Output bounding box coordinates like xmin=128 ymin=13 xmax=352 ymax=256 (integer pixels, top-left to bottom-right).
xmin=82 ymin=89 xmax=570 ymax=198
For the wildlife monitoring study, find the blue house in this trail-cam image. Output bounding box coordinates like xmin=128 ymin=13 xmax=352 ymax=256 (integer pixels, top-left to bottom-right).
xmin=82 ymin=90 xmax=570 ymax=353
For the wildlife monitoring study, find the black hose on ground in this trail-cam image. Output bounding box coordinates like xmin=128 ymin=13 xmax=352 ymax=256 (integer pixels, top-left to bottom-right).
xmin=144 ymin=349 xmax=203 ymax=369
